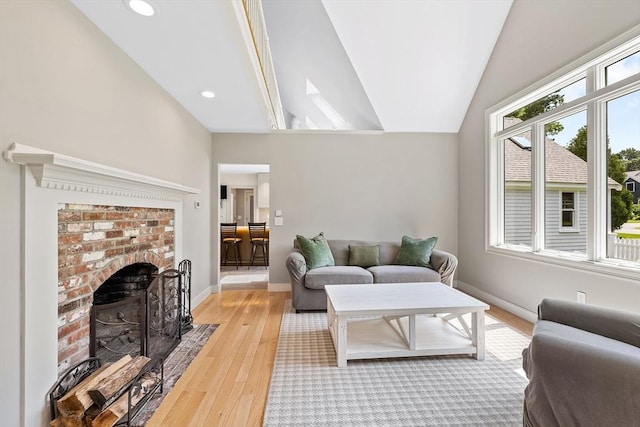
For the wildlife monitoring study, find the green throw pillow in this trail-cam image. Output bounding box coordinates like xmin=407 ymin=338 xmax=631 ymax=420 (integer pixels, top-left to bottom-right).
xmin=393 ymin=236 xmax=438 ymax=267
xmin=296 ymin=232 xmax=335 ymax=270
xmin=348 ymin=245 xmax=381 ymax=268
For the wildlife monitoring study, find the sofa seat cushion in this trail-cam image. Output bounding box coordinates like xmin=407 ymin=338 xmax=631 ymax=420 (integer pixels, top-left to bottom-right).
xmin=304 ymin=266 xmax=373 ymax=290
xmin=367 ymin=265 xmax=440 ymax=283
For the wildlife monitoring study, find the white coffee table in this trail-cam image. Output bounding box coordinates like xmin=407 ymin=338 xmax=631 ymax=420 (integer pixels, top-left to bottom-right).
xmin=325 ymin=282 xmax=490 ymax=367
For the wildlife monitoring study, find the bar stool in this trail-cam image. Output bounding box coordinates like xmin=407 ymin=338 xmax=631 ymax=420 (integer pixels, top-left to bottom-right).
xmin=220 ymin=223 xmax=242 ymax=269
xmin=248 ymin=222 xmax=268 ymax=269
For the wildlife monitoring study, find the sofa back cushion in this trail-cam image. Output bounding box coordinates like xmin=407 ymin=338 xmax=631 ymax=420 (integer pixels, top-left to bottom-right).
xmin=327 ymin=240 xmax=401 ymax=266
xmin=296 ymin=233 xmax=335 ymax=270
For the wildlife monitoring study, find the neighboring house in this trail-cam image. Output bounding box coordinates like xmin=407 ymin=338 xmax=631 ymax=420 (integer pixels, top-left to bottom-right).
xmin=504 ymin=135 xmax=621 ymax=253
xmin=624 ymin=170 xmax=640 ymax=204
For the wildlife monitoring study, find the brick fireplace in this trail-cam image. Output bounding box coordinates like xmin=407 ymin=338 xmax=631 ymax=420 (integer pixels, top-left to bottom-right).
xmin=4 ymin=143 xmax=200 ymax=426
xmin=57 ymin=204 xmax=175 ymax=372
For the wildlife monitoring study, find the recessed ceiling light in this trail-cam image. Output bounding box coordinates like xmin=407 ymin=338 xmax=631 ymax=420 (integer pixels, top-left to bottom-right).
xmin=126 ymin=0 xmax=155 ymax=17
xmin=201 ymin=90 xmax=216 ymax=99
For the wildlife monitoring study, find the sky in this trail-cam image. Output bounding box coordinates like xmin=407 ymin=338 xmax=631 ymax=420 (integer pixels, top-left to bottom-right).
xmin=553 ymin=52 xmax=640 ymax=154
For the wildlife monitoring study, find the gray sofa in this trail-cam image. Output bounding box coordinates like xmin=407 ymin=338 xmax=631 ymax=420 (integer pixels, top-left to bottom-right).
xmin=522 ymin=298 xmax=640 ymax=427
xmin=285 ymin=239 xmax=458 ymax=311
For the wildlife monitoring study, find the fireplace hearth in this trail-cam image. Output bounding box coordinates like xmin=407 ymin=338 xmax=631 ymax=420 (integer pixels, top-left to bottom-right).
xmin=90 ymin=263 xmax=181 ymax=364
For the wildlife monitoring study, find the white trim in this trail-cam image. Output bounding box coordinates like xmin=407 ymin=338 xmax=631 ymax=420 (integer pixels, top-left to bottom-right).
xmin=3 ymin=143 xmax=200 ymax=201
xmin=486 ymin=28 xmax=640 ymax=274
xmin=268 ymin=282 xmax=291 ymax=292
xmin=487 ymin=245 xmax=640 ymax=282
xmin=455 ymin=280 xmax=537 ymax=324
xmin=559 ymin=191 xmax=579 ymax=232
xmin=488 ymin=26 xmax=640 ymax=125
xmin=627 ymin=181 xmax=636 ymax=192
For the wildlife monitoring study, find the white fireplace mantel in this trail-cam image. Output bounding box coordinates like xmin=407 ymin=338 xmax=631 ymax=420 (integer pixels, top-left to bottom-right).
xmin=6 ymin=142 xmax=198 ymax=426
xmin=4 ymin=143 xmax=200 ymax=201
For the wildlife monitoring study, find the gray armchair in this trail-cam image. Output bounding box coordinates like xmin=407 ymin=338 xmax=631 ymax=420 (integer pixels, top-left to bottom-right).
xmin=522 ymin=298 xmax=640 ymax=427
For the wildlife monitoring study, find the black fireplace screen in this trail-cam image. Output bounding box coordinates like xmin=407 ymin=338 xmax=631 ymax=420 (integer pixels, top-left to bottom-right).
xmin=90 ymin=263 xmax=181 ymax=364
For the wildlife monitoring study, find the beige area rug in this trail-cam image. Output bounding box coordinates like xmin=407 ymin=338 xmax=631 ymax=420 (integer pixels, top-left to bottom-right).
xmin=263 ymin=301 xmax=531 ymax=426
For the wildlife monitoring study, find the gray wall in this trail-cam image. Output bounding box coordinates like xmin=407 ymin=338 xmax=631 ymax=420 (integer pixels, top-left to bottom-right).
xmin=211 ymin=132 xmax=459 ymax=285
xmin=0 ymin=2 xmax=212 ymax=424
xmin=458 ymin=0 xmax=640 ymax=314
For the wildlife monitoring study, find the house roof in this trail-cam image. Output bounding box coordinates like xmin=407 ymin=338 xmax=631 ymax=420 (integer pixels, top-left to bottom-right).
xmin=625 ymin=170 xmax=640 ymax=184
xmin=505 ymin=137 xmax=620 ymax=188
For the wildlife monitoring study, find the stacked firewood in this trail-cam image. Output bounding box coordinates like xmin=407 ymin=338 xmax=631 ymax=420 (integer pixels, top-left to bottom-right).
xmin=51 ymin=355 xmax=159 ymax=427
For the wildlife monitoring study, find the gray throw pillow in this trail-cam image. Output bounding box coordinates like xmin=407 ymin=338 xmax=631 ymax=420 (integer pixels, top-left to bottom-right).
xmin=296 ymin=232 xmax=335 ymax=270
xmin=393 ymin=236 xmax=438 ymax=267
xmin=348 ymin=245 xmax=381 ymax=268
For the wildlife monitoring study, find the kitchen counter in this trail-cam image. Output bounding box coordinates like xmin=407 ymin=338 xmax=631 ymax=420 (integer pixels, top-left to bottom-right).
xmin=220 ymin=225 xmax=269 ymax=267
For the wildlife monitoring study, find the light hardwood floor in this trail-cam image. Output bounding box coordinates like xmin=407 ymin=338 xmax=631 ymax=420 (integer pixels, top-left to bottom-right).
xmin=146 ymin=289 xmax=532 ymax=426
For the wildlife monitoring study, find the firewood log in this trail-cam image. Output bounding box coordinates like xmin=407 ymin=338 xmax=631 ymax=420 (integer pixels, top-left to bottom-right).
xmin=56 ymin=355 xmax=132 ymax=416
xmin=89 ymin=374 xmax=157 ymax=427
xmin=87 ymin=355 xmax=151 ymax=408
xmin=50 ymin=415 xmax=84 ymax=427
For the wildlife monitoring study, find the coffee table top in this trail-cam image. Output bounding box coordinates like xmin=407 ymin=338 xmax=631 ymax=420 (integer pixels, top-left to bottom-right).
xmin=324 ymin=282 xmax=489 ymax=316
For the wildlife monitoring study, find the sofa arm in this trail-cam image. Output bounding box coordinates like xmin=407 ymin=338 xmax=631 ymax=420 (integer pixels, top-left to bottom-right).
xmin=429 ymin=249 xmax=458 ymax=286
xmin=538 ymin=299 xmax=640 ymax=348
xmin=522 ymin=330 xmax=640 ymax=427
xmin=285 ymin=251 xmax=307 ymax=286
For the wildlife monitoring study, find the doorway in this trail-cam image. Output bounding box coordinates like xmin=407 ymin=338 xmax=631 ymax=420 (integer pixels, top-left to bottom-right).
xmin=218 ymin=164 xmax=270 ymax=289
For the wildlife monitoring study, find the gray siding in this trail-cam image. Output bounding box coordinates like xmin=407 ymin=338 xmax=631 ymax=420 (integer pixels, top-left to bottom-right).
xmin=504 ymin=188 xmax=587 ymax=252
xmin=545 ymin=190 xmax=587 ymax=253
xmin=505 ymin=189 xmax=531 ymax=246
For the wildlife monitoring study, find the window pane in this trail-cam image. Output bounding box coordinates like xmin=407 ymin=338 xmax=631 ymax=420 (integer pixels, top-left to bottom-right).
xmin=503 ymin=79 xmax=585 ymax=131
xmin=545 ymin=112 xmax=587 ymax=252
xmin=607 ymin=90 xmax=640 ymax=265
xmin=606 ymin=51 xmax=640 ymax=85
xmin=558 ymin=78 xmax=586 ymax=104
xmin=503 ymin=131 xmax=531 ymax=247
xmin=562 ymin=192 xmax=575 ymax=209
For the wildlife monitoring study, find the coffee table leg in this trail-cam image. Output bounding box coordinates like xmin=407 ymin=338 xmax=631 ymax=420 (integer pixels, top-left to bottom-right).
xmin=336 ymin=315 xmax=347 ymax=367
xmin=409 ymin=314 xmax=416 ymax=350
xmin=472 ymin=310 xmax=486 ymax=360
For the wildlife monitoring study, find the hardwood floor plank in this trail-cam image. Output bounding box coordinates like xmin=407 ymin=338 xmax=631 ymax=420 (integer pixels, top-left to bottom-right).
xmin=146 ymin=288 xmax=530 ymax=426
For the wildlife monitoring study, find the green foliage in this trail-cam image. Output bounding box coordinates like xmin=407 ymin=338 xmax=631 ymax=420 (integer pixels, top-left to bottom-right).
xmin=566 ymin=125 xmax=626 ymax=184
xmin=632 ymin=204 xmax=640 ymax=220
xmin=566 ymin=125 xmax=633 ymax=230
xmin=611 ymin=190 xmax=634 ymax=231
xmin=618 ymin=148 xmax=640 ymax=171
xmin=609 ymin=153 xmax=627 ymax=185
xmin=506 ymin=92 xmax=565 ymax=136
xmin=567 ymin=125 xmax=588 ymax=160
xmin=616 ymin=233 xmax=640 ymax=239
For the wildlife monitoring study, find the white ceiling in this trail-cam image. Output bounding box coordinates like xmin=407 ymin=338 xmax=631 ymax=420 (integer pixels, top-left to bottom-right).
xmin=71 ymin=0 xmax=512 ymax=133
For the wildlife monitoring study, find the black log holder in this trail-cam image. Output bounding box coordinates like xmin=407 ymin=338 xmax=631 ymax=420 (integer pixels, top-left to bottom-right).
xmin=48 ymin=357 xmax=163 ymax=426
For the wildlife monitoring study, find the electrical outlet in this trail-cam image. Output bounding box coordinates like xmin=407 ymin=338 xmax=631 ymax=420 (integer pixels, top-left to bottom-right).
xmin=577 ymin=291 xmax=586 ymax=304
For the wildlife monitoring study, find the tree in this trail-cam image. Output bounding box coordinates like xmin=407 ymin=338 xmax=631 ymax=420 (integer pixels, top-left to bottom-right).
xmin=566 ymin=125 xmax=633 ymax=230
xmin=617 ymin=147 xmax=640 ymax=171
xmin=506 ymin=92 xmax=565 ymax=136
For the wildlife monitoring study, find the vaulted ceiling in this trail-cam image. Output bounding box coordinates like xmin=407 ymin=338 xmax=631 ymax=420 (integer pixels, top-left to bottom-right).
xmin=70 ymin=0 xmax=512 ymax=133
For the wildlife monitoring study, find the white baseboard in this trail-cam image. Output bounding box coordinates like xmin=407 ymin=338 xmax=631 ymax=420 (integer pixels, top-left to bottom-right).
xmin=268 ymin=282 xmax=291 ymax=292
xmin=455 ymin=280 xmax=537 ymax=324
xmin=192 ymin=284 xmax=215 ymax=309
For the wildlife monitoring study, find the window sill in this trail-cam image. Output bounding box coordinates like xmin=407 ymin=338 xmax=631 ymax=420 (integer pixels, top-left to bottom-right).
xmin=558 ymin=228 xmax=580 ymax=233
xmin=487 ymin=245 xmax=640 ymax=281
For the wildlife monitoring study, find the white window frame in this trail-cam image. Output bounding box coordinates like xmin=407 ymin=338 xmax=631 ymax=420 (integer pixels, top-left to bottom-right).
xmin=559 ymin=191 xmax=579 ymax=233
xmin=626 ymin=181 xmax=636 ymax=192
xmin=486 ymin=28 xmax=640 ymax=281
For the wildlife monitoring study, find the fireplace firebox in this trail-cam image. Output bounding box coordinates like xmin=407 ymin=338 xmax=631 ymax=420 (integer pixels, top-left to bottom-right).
xmin=90 ymin=263 xmax=182 ymax=364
